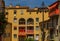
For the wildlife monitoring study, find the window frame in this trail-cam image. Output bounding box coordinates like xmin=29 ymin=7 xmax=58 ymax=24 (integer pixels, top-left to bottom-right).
xmin=36 ymin=26 xmax=39 ymax=30
xmin=14 ymin=26 xmax=17 ymax=30
xmin=14 ymin=34 xmax=17 ymax=38
xmin=14 ymin=18 xmax=17 ymax=22
xmin=14 ymin=10 xmax=17 ymax=14
xmin=36 ymin=18 xmax=39 ymax=22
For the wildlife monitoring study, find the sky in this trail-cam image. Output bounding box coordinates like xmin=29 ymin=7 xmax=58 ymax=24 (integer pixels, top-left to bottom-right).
xmin=4 ymin=0 xmax=57 ymax=8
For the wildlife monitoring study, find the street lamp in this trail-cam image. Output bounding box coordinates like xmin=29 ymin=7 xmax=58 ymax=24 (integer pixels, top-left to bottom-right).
xmin=41 ymin=1 xmax=45 ymax=41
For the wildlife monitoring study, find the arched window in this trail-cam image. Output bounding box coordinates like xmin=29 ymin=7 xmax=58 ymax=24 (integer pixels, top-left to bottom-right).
xmin=19 ymin=18 xmax=25 ymax=24
xmin=27 ymin=18 xmax=34 ymax=25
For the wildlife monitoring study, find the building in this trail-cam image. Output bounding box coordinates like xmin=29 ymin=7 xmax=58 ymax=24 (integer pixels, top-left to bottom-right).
xmin=48 ymin=1 xmax=59 ymax=41
xmin=39 ymin=1 xmax=60 ymax=41
xmin=57 ymin=0 xmax=60 ymax=41
xmin=1 ymin=0 xmax=59 ymax=41
xmin=2 ymin=23 xmax=12 ymax=41
xmin=5 ymin=5 xmax=49 ymax=41
xmin=0 ymin=0 xmax=60 ymax=41
xmin=0 ymin=0 xmax=5 ymax=12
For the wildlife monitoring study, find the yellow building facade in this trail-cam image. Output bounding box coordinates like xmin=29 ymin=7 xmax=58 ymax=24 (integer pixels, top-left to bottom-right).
xmin=5 ymin=5 xmax=50 ymax=41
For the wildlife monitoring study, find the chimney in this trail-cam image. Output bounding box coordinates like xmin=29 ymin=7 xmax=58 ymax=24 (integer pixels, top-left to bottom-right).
xmin=16 ymin=3 xmax=20 ymax=8
xmin=34 ymin=7 xmax=38 ymax=10
xmin=9 ymin=3 xmax=13 ymax=7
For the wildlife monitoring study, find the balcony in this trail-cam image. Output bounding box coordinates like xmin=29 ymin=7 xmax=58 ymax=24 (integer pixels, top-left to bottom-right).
xmin=27 ymin=30 xmax=34 ymax=34
xmin=27 ymin=22 xmax=34 ymax=26
xmin=27 ymin=26 xmax=34 ymax=34
xmin=19 ymin=22 xmax=25 ymax=25
xmin=19 ymin=30 xmax=26 ymax=36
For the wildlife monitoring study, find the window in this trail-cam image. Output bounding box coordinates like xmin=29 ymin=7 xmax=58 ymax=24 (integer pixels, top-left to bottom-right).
xmin=35 ymin=34 xmax=39 ymax=40
xmin=14 ymin=18 xmax=17 ymax=22
xmin=56 ymin=30 xmax=58 ymax=37
xmin=27 ymin=35 xmax=34 ymax=38
xmin=3 ymin=33 xmax=10 ymax=37
xmin=14 ymin=26 xmax=17 ymax=30
xmin=59 ymin=26 xmax=60 ymax=33
xmin=36 ymin=34 xmax=39 ymax=37
xmin=14 ymin=14 xmax=16 ymax=17
xmin=50 ymin=30 xmax=54 ymax=39
xmin=20 ymin=10 xmax=23 ymax=15
xmin=29 ymin=12 xmax=31 ymax=14
xmin=19 ymin=18 xmax=25 ymax=24
xmin=6 ymin=12 xmax=8 ymax=15
xmin=27 ymin=18 xmax=34 ymax=25
xmin=45 ymin=11 xmax=47 ymax=13
xmin=14 ymin=10 xmax=16 ymax=14
xmin=36 ymin=12 xmax=38 ymax=14
xmin=36 ymin=18 xmax=39 ymax=22
xmin=6 ymin=33 xmax=10 ymax=37
xmin=3 ymin=33 xmax=6 ymax=38
xmin=48 ymin=22 xmax=52 ymax=27
xmin=36 ymin=26 xmax=39 ymax=30
xmin=14 ymin=34 xmax=17 ymax=38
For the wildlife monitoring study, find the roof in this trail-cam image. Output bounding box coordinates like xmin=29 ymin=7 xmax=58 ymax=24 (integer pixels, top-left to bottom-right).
xmin=49 ymin=9 xmax=59 ymax=16
xmin=48 ymin=1 xmax=59 ymax=17
xmin=49 ymin=1 xmax=58 ymax=7
xmin=27 ymin=9 xmax=37 ymax=12
xmin=5 ymin=6 xmax=29 ymax=9
xmin=48 ymin=1 xmax=58 ymax=10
